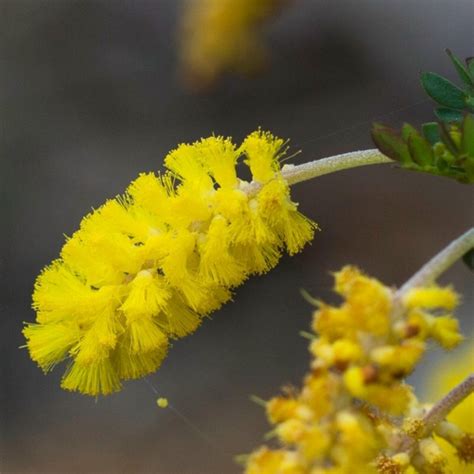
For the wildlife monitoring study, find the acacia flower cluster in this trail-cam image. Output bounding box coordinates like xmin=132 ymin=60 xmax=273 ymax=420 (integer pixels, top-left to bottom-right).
xmin=425 ymin=344 xmax=474 ymax=474
xmin=245 ymin=265 xmax=472 ymax=473
xmin=179 ymin=0 xmax=283 ymax=88
xmin=23 ymin=130 xmax=316 ymax=396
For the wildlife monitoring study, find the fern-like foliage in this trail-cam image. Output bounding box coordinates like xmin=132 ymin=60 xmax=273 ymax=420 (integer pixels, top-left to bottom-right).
xmin=372 ymin=50 xmax=474 ymax=184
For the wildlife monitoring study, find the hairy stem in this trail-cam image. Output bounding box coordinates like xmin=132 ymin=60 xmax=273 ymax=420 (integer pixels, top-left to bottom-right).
xmin=422 ymin=373 xmax=474 ymax=436
xmin=245 ymin=149 xmax=392 ymax=196
xmin=398 ymin=228 xmax=474 ymax=297
xmin=397 ymin=374 xmax=474 ymax=454
xmin=281 ymin=149 xmax=392 ymax=185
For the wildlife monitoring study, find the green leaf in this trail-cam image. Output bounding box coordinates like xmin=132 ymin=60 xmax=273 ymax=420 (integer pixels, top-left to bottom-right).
xmin=371 ymin=123 xmax=411 ymax=164
xmin=467 ymin=57 xmax=474 ymax=77
xmin=464 ymin=159 xmax=474 ymax=183
xmin=422 ymin=122 xmax=441 ymax=145
xmin=421 ymin=72 xmax=467 ymax=109
xmin=401 ymin=123 xmax=418 ymax=141
xmin=435 ymin=107 xmax=464 ymax=123
xmin=465 ymin=95 xmax=474 ymax=112
xmin=439 ymin=122 xmax=460 ymax=155
xmin=446 ymin=49 xmax=473 ymax=87
xmin=407 ymin=130 xmax=433 ymax=166
xmin=462 ymin=248 xmax=474 ymax=272
xmin=462 ymin=114 xmax=474 ymax=156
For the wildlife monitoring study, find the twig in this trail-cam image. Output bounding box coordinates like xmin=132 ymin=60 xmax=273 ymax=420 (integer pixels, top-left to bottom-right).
xmin=422 ymin=373 xmax=474 ymax=436
xmin=398 ymin=228 xmax=474 ymax=297
xmin=245 ymin=149 xmax=392 ymax=196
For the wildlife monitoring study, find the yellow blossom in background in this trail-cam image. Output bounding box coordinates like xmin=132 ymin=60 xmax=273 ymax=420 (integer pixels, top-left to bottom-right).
xmin=245 ymin=266 xmax=470 ymax=474
xmin=179 ymin=0 xmax=285 ymax=89
xmin=24 ymin=130 xmax=316 ymax=396
xmin=424 ymin=343 xmax=474 ymax=473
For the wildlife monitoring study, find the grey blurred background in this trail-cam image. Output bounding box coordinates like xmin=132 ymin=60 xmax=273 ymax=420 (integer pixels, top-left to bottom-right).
xmin=1 ymin=1 xmax=473 ymax=473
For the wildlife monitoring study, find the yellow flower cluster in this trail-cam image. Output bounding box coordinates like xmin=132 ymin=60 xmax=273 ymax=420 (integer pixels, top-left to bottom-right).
xmin=424 ymin=344 xmax=474 ymax=473
xmin=24 ymin=130 xmax=316 ymax=396
xmin=179 ymin=0 xmax=283 ymax=88
xmin=245 ymin=266 xmax=470 ymax=474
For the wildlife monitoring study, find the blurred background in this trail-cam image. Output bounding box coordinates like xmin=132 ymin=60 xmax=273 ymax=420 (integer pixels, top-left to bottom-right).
xmin=1 ymin=1 xmax=473 ymax=472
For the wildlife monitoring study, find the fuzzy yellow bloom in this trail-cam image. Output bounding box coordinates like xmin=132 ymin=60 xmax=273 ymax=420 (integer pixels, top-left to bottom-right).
xmin=24 ymin=130 xmax=316 ymax=396
xmin=424 ymin=344 xmax=474 ymax=473
xmin=179 ymin=0 xmax=283 ymax=88
xmin=245 ymin=265 xmax=468 ymax=474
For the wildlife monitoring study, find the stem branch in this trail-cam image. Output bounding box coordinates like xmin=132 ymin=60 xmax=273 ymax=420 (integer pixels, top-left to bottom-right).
xmin=397 ymin=374 xmax=474 ymax=454
xmin=245 ymin=149 xmax=392 ymax=196
xmin=422 ymin=373 xmax=474 ymax=436
xmin=398 ymin=228 xmax=474 ymax=297
xmin=280 ymin=149 xmax=392 ymax=186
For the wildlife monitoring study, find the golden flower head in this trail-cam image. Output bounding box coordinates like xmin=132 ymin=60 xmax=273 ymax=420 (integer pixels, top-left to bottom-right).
xmin=179 ymin=0 xmax=283 ymax=89
xmin=245 ymin=265 xmax=467 ymax=474
xmin=425 ymin=343 xmax=474 ymax=473
xmin=24 ymin=130 xmax=316 ymax=396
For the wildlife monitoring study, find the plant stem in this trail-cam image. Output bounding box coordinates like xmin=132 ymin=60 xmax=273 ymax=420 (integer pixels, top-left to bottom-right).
xmin=281 ymin=149 xmax=392 ymax=186
xmin=421 ymin=373 xmax=474 ymax=436
xmin=398 ymin=228 xmax=474 ymax=297
xmin=245 ymin=149 xmax=392 ymax=196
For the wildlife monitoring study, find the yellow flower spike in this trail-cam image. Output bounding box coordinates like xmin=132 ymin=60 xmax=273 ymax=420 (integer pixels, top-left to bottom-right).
xmin=246 ymin=253 xmax=470 ymax=473
xmin=24 ymin=130 xmax=316 ymax=396
xmin=424 ymin=343 xmax=474 ymax=473
xmin=179 ymin=0 xmax=284 ymax=89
